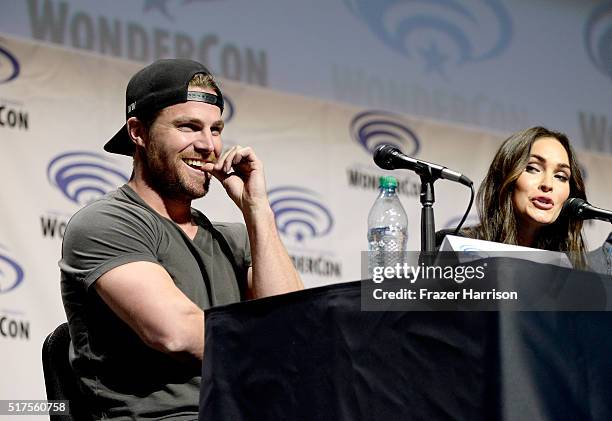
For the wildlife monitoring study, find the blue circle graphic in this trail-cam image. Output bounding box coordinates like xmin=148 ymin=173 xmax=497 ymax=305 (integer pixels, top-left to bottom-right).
xmin=585 ymin=2 xmax=612 ymax=81
xmin=47 ymin=151 xmax=130 ymax=206
xmin=0 ymin=253 xmax=24 ymax=294
xmin=344 ymin=0 xmax=512 ymax=71
xmin=350 ymin=110 xmax=420 ymax=157
xmin=268 ymin=186 xmax=334 ymax=242
xmin=458 ymin=245 xmax=488 ymax=260
xmin=0 ymin=46 xmax=20 ymax=84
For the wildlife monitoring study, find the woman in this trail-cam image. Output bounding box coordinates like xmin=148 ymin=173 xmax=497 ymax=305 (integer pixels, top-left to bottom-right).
xmin=462 ymin=126 xmax=587 ymax=267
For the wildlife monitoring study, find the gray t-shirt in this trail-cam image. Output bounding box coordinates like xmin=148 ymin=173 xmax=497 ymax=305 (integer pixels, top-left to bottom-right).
xmin=59 ymin=185 xmax=251 ymax=420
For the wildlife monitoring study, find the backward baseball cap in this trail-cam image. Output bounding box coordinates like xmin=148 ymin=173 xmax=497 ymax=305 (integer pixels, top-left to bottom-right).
xmin=104 ymin=59 xmax=224 ymax=156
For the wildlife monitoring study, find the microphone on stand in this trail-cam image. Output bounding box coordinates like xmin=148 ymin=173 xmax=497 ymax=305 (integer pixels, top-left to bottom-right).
xmin=562 ymin=198 xmax=612 ymax=223
xmin=372 ymin=144 xmax=474 ymax=254
xmin=373 ymin=144 xmax=473 ymax=187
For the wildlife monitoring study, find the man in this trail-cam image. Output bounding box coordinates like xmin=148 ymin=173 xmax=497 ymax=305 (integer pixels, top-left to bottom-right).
xmin=60 ymin=59 xmax=303 ymax=420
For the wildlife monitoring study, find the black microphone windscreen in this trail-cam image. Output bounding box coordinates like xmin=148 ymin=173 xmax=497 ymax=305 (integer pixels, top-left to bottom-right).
xmin=373 ymin=144 xmax=398 ymax=170
xmin=562 ymin=198 xmax=586 ymax=217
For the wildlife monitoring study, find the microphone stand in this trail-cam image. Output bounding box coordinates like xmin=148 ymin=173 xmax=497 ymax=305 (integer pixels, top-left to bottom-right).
xmin=415 ymin=164 xmax=438 ymax=272
xmin=373 ymin=145 xmax=469 ymax=256
xmin=406 ymin=162 xmax=439 ymax=265
xmin=419 ymin=172 xmax=436 ymax=255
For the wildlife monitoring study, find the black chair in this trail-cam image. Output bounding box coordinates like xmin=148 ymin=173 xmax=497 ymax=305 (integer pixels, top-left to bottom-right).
xmin=42 ymin=322 xmax=91 ymax=421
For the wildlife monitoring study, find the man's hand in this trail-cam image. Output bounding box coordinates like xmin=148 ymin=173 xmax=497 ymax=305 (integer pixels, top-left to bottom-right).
xmin=203 ymin=145 xmax=269 ymax=214
xmin=204 ymin=144 xmax=303 ymax=297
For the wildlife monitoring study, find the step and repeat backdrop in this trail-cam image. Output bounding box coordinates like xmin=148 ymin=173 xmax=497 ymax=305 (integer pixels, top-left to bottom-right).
xmin=1 ymin=33 xmax=612 ymax=410
xmin=1 ymin=0 xmax=611 ymax=154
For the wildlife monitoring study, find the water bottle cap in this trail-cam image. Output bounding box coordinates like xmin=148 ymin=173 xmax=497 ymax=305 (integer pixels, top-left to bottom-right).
xmin=379 ymin=176 xmax=398 ymax=189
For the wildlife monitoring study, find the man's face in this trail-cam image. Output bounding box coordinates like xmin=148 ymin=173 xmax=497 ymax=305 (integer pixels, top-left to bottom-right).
xmin=143 ymin=87 xmax=223 ymax=201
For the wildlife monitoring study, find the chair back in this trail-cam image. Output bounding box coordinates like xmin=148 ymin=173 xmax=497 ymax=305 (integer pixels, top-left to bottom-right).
xmin=42 ymin=322 xmax=91 ymax=421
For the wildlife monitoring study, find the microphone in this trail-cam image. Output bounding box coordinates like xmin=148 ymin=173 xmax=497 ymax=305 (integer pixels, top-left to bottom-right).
xmin=373 ymin=144 xmax=473 ymax=187
xmin=562 ymin=198 xmax=612 ymax=223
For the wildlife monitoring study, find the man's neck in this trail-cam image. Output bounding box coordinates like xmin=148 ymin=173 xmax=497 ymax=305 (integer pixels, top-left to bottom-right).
xmin=128 ymin=179 xmax=193 ymax=225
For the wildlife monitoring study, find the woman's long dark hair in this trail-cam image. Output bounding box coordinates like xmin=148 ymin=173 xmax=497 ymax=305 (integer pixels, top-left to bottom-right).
xmin=465 ymin=127 xmax=587 ymax=267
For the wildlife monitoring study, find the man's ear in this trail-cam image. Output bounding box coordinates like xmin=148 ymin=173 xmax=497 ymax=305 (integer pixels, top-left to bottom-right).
xmin=126 ymin=117 xmax=147 ymax=149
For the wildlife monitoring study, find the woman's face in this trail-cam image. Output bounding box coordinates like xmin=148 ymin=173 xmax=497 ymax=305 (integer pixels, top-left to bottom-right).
xmin=512 ymin=136 xmax=571 ymax=238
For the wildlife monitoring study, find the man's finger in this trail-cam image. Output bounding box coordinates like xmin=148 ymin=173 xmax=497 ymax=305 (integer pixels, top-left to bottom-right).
xmin=231 ymin=147 xmax=255 ymax=166
xmin=214 ymin=145 xmax=238 ymax=172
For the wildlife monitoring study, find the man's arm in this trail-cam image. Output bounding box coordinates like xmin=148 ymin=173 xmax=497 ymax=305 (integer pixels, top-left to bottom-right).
xmin=94 ymin=261 xmax=204 ymax=364
xmin=205 ymin=145 xmax=303 ymax=298
xmin=244 ymin=205 xmax=303 ymax=298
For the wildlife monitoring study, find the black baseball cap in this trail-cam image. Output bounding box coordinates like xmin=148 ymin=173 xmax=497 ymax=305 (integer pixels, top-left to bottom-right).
xmin=104 ymin=59 xmax=224 ymax=156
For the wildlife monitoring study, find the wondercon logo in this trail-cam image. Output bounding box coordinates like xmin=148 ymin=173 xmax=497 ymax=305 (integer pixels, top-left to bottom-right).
xmin=0 ymin=45 xmax=20 ymax=84
xmin=0 ymin=246 xmax=24 ymax=294
xmin=585 ymin=2 xmax=612 ymax=82
xmin=47 ymin=151 xmax=130 ymax=206
xmin=458 ymin=244 xmax=489 ymax=260
xmin=344 ymin=0 xmax=512 ymax=74
xmin=143 ymin=0 xmax=221 ymax=20
xmin=350 ymin=110 xmax=420 ymax=157
xmin=268 ymin=186 xmax=334 ymax=242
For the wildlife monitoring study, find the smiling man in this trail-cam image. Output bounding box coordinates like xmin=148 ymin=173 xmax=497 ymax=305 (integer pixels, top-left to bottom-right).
xmin=59 ymin=59 xmax=302 ymax=420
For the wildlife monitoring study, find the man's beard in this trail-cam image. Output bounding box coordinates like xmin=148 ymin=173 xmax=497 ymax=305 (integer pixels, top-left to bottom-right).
xmin=143 ymin=143 xmax=210 ymax=201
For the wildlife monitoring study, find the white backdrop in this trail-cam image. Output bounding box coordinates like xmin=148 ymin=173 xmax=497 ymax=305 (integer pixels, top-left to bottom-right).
xmin=1 ymin=34 xmax=611 ymax=417
xmin=1 ymin=0 xmax=611 ymax=154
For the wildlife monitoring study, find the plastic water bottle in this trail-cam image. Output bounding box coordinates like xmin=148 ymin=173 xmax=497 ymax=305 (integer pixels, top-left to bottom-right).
xmin=367 ymin=176 xmax=408 ymax=275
